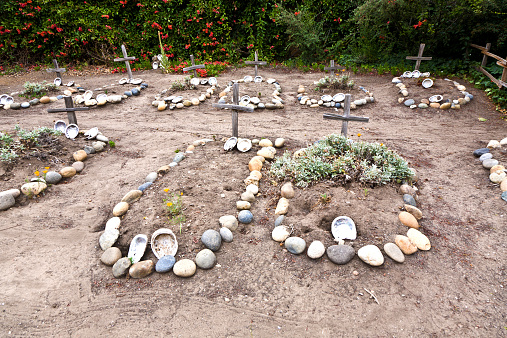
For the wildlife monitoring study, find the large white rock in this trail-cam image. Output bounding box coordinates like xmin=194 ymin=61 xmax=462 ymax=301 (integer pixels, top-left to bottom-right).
xmin=307 ymin=241 xmax=325 ymax=259
xmin=272 ymin=226 xmax=290 ymax=242
xmin=357 ymin=245 xmax=384 ymax=266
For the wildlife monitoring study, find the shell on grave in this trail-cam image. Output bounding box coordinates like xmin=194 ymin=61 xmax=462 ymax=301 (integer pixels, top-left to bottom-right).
xmin=200 ymin=79 xmax=208 ymax=85
xmin=429 ymin=95 xmax=443 ymax=103
xmin=421 ymin=72 xmax=430 ymax=78
xmin=237 ymin=138 xmax=252 ymax=152
xmin=83 ymin=90 xmax=93 ymax=101
xmin=267 ymin=78 xmax=276 ymax=84
xmin=190 ymin=78 xmax=200 ymax=86
xmin=254 ymin=76 xmax=263 ymax=83
xmin=333 ymin=93 xmax=345 ymax=102
xmin=422 ymin=78 xmax=433 ymax=89
xmin=130 ymin=78 xmax=143 ymax=85
xmin=411 ymin=70 xmax=421 ymax=78
xmin=0 ymin=95 xmax=10 ymax=105
xmin=84 ymin=127 xmax=99 ymax=140
xmin=172 ymin=96 xmax=183 ymax=103
xmin=224 ymin=137 xmax=238 ymax=151
xmin=331 ymin=216 xmax=357 ymax=240
xmin=152 ymin=61 xmax=159 ymax=69
xmin=208 ymin=77 xmax=217 ymax=86
xmin=65 ymin=124 xmax=79 ymax=139
xmin=243 ymin=75 xmax=253 ymax=83
xmin=321 ymin=95 xmax=333 ymax=102
xmin=402 ymin=71 xmax=412 ymax=78
xmin=118 ymin=78 xmax=128 ymax=85
xmin=66 ymin=81 xmax=75 ymax=87
xmin=128 ymin=234 xmax=148 ymax=264
xmin=240 ymin=95 xmax=251 ymax=105
xmin=96 ymin=93 xmax=108 ymax=101
xmin=157 ymin=54 xmax=163 ymax=61
xmin=151 ymin=229 xmax=178 ymax=259
xmin=54 ymin=120 xmax=67 ymax=133
xmin=54 ymin=77 xmax=62 ymax=86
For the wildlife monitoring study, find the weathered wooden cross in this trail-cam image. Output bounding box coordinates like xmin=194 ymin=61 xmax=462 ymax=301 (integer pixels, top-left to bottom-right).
xmin=46 ymin=59 xmax=66 ymax=80
xmin=406 ymin=43 xmax=432 ymax=71
xmin=182 ymin=55 xmax=206 ymax=78
xmin=114 ymin=45 xmax=136 ymax=81
xmin=324 ymin=60 xmax=343 ymax=77
xmin=47 ymin=96 xmax=89 ymax=126
xmin=212 ymin=83 xmax=254 ymax=138
xmin=470 ymin=42 xmax=507 ymax=89
xmin=323 ymin=94 xmax=369 ymax=137
xmin=244 ymin=50 xmax=267 ymax=77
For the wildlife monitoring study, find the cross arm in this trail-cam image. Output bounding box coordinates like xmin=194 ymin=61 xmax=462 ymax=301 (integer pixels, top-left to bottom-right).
xmin=212 ymin=103 xmax=254 ymax=112
xmin=244 ymin=61 xmax=267 ymax=65
xmin=47 ymin=107 xmax=90 ymax=113
xmin=183 ymin=64 xmax=206 ymax=71
xmin=323 ymin=113 xmax=369 ymax=122
xmin=406 ymin=56 xmax=432 ymax=61
xmin=114 ymin=57 xmax=136 ymax=62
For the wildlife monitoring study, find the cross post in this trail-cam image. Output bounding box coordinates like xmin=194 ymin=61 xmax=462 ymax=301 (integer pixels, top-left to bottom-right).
xmin=46 ymin=59 xmax=66 ymax=79
xmin=406 ymin=43 xmax=432 ymax=71
xmin=323 ymin=94 xmax=369 ymax=137
xmin=47 ymin=96 xmax=89 ymax=126
xmin=244 ymin=50 xmax=267 ymax=77
xmin=182 ymin=55 xmax=206 ymax=78
xmin=114 ymin=45 xmax=136 ymax=80
xmin=324 ymin=60 xmax=343 ymax=77
xmin=212 ymin=83 xmax=254 ymax=138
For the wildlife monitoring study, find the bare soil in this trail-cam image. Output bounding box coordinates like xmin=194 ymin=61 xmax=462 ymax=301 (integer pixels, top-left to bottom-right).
xmin=0 ymin=66 xmax=505 ymax=337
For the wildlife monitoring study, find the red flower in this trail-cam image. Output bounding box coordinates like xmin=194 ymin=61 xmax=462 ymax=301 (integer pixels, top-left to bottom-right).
xmin=101 ymin=15 xmax=109 ymax=18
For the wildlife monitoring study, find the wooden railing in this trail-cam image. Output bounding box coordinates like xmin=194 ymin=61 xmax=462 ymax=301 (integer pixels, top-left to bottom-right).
xmin=470 ymin=43 xmax=507 ymax=89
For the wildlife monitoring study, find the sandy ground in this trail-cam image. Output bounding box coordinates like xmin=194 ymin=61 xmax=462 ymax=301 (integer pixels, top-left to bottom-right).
xmin=0 ymin=66 xmax=506 ymax=337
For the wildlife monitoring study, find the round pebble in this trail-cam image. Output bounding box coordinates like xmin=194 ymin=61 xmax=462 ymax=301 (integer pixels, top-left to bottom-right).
xmin=195 ymin=249 xmax=216 ymax=269
xmin=383 ymin=243 xmax=405 ymax=263
xmin=173 ymin=259 xmax=196 ymax=277
xmin=404 ymin=99 xmax=415 ymax=106
xmin=274 ymin=215 xmax=285 ymax=227
xmin=124 ymin=91 xmax=132 ymax=97
xmin=44 ymin=171 xmax=62 ymax=184
xmin=138 ymin=182 xmax=152 ymax=192
xmin=0 ymin=193 xmax=15 ymax=211
xmin=473 ymin=148 xmax=490 ymax=157
xmin=83 ymin=145 xmax=95 ymax=154
xmin=219 ymin=215 xmax=238 ymax=231
xmin=131 ymin=88 xmax=140 ymax=96
xmin=100 ymin=247 xmax=122 ymax=266
xmin=479 ymin=153 xmax=493 ymax=162
xmin=502 ymin=191 xmax=507 ymax=202
xmin=358 ymin=245 xmax=384 ymax=266
xmin=403 ymin=194 xmax=417 ymax=207
xmin=201 ymin=229 xmax=222 ymax=251
xmin=284 ymin=237 xmax=306 ymax=254
xmin=112 ymin=257 xmax=131 ymax=278
xmin=72 ymin=161 xmax=85 ymax=172
xmin=219 ymin=227 xmax=233 ymax=242
xmin=238 ymin=210 xmax=253 ymax=224
xmin=272 ymin=226 xmax=290 ymax=242
xmin=482 ymin=158 xmax=499 ymax=169
xmin=155 ymin=255 xmax=176 ymax=273
xmin=327 ymin=245 xmax=355 ymax=265
xmin=307 ymin=240 xmax=325 ymax=259
xmin=145 ymin=172 xmax=158 ymax=183
xmin=129 ymin=260 xmax=154 ymax=279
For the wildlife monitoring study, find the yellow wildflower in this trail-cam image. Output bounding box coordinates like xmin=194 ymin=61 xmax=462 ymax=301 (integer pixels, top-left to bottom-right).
xmin=34 ymin=170 xmax=40 ymax=176
xmin=167 ymin=202 xmax=173 ymax=207
xmin=180 ymin=192 xmax=183 ymax=196
xmin=164 ymin=188 xmax=170 ymax=193
xmin=357 ymin=133 xmax=362 ymax=137
xmin=42 ymin=170 xmax=48 ymax=174
xmin=44 ymin=167 xmax=50 ymax=170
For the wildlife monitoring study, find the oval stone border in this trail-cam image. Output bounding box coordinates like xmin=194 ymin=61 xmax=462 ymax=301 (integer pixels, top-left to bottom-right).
xmin=296 ymin=83 xmax=374 ymax=110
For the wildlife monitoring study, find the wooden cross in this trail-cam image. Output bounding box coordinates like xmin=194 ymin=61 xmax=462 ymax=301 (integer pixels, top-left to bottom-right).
xmin=46 ymin=59 xmax=66 ymax=79
xmin=470 ymin=42 xmax=507 ymax=88
xmin=47 ymin=96 xmax=89 ymax=126
xmin=114 ymin=45 xmax=136 ymax=80
xmin=212 ymin=83 xmax=254 ymax=138
xmin=182 ymin=55 xmax=206 ymax=77
xmin=244 ymin=50 xmax=267 ymax=77
xmin=323 ymin=94 xmax=369 ymax=137
xmin=324 ymin=60 xmax=342 ymax=77
xmin=406 ymin=43 xmax=432 ymax=71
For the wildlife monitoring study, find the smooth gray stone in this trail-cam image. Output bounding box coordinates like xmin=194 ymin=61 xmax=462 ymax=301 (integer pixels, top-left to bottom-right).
xmin=238 ymin=210 xmax=253 ymax=224
xmin=502 ymin=191 xmax=507 ymax=202
xmin=83 ymin=145 xmax=96 ymax=154
xmin=284 ymin=237 xmax=306 ymax=254
xmin=473 ymin=148 xmax=489 ymax=157
xmin=138 ymin=182 xmax=152 ymax=192
xmin=195 ymin=249 xmax=216 ymax=269
xmin=100 ymin=247 xmax=122 ymax=266
xmin=327 ymin=245 xmax=355 ymax=265
xmin=173 ymin=153 xmax=185 ymax=163
xmin=99 ymin=229 xmax=119 ymax=250
xmin=201 ymin=229 xmax=222 ymax=251
xmin=145 ymin=172 xmax=158 ymax=183
xmin=482 ymin=158 xmax=499 ymax=169
xmin=112 ymin=257 xmax=131 ymax=278
xmin=479 ymin=153 xmax=493 ymax=162
xmin=404 ymin=99 xmax=415 ymax=106
xmin=275 ymin=215 xmax=285 ymax=227
xmin=44 ymin=171 xmax=62 ymax=184
xmin=21 ymin=102 xmax=30 ymax=108
xmin=403 ymin=194 xmax=417 ymax=207
xmin=0 ymin=193 xmax=15 ymax=211
xmin=384 ymin=243 xmax=405 ymax=263
xmin=219 ymin=227 xmax=233 ymax=243
xmin=155 ymin=255 xmax=176 ymax=273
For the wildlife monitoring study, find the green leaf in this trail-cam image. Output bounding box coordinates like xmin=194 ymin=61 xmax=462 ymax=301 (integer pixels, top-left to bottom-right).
xmin=478 ymin=118 xmax=487 ymax=122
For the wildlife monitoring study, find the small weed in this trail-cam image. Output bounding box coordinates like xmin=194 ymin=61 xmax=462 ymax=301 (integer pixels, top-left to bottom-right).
xmin=175 ymin=149 xmax=180 ymax=153
xmin=108 ymin=140 xmax=116 ymax=148
xmin=162 ymin=189 xmax=186 ymax=227
xmin=320 ymin=193 xmax=331 ymax=204
xmin=20 ymin=81 xmax=57 ymax=99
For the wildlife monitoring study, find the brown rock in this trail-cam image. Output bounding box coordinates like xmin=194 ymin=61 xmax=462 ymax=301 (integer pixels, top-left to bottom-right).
xmin=399 ymin=184 xmax=416 ymax=196
xmin=399 ymin=211 xmax=419 ymax=229
xmin=275 ymin=197 xmax=289 ymax=215
xmin=252 ymin=155 xmax=265 ymax=163
xmin=236 ymin=200 xmax=251 ymax=210
xmin=248 ymin=158 xmax=262 ymax=171
xmin=244 ymin=176 xmax=259 ymax=187
xmin=501 ymin=179 xmax=507 ymax=192
xmin=257 ymin=147 xmax=274 ymax=160
xmin=121 ymin=190 xmax=143 ymax=204
xmin=113 ymin=201 xmax=129 ymax=216
xmin=60 ymin=166 xmax=77 ymax=178
xmin=40 ymin=96 xmax=51 ymax=104
xmin=280 ymin=182 xmax=295 ymax=199
xmin=129 ymin=260 xmax=154 ymax=278
xmin=490 ymin=165 xmax=505 ymax=174
xmin=73 ymin=149 xmax=87 ymax=162
xmin=407 ymin=228 xmax=431 ymax=251
xmin=429 ymin=103 xmax=440 ymax=108
xmin=440 ymin=102 xmax=451 ymax=110
xmin=187 ymin=145 xmax=195 ymax=152
xmin=404 ymin=204 xmax=423 ymax=220
xmin=259 ymin=139 xmax=273 ymax=147
xmin=157 ymin=165 xmax=171 ymax=174
xmin=100 ymin=247 xmax=122 ymax=266
xmin=250 ymin=170 xmax=262 ymax=180
xmin=395 ymin=235 xmax=418 ymax=255
xmin=421 ymin=99 xmax=430 ymax=105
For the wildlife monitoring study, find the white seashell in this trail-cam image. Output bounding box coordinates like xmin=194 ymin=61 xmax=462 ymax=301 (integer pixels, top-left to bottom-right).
xmin=411 ymin=70 xmax=421 ymax=78
xmin=240 ymin=95 xmax=250 ymax=104
xmin=130 ymin=78 xmax=143 ymax=85
xmin=118 ymin=78 xmax=128 ymax=85
xmin=333 ymin=93 xmax=345 ymax=102
xmin=224 ymin=137 xmax=238 ymax=151
xmin=54 ymin=77 xmax=62 ymax=86
xmin=152 ymin=61 xmax=159 ymax=69
xmin=267 ymin=78 xmax=276 ymax=84
xmin=83 ymin=90 xmax=93 ymax=101
xmin=208 ymin=77 xmax=217 ymax=86
xmin=237 ymin=138 xmax=252 ymax=152
xmin=250 ymin=97 xmax=260 ymax=105
xmin=429 ymin=95 xmax=443 ymax=103
xmin=151 ymin=229 xmax=178 ymax=259
xmin=402 ymin=71 xmax=412 ymax=78
xmin=128 ymin=234 xmax=148 ymax=264
xmin=190 ymin=77 xmax=200 ymax=86
xmin=65 ymin=124 xmax=79 ymax=139
xmin=254 ymin=76 xmax=263 ymax=83
xmin=96 ymin=93 xmax=107 ymax=101
xmin=66 ymin=81 xmax=75 ymax=87
xmin=243 ymin=75 xmax=253 ymax=83
xmin=422 ymin=78 xmax=433 ymax=88
xmin=331 ymin=216 xmax=357 ymax=240
xmin=54 ymin=120 xmax=67 ymax=133
xmin=84 ymin=127 xmax=99 ymax=139
xmin=200 ymin=79 xmax=208 ymax=85
xmin=321 ymin=95 xmax=333 ymax=102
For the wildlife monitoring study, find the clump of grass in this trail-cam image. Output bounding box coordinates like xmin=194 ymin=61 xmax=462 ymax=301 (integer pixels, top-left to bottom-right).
xmin=270 ymin=134 xmax=412 ymax=188
xmin=20 ymin=81 xmax=57 ymax=98
xmin=314 ymin=74 xmax=354 ymax=91
xmin=162 ymin=189 xmax=186 ymax=230
xmin=170 ymin=76 xmax=195 ymax=91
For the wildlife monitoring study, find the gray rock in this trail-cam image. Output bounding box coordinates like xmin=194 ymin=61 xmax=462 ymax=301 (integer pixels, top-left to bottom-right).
xmin=284 ymin=237 xmax=306 ymax=254
xmin=195 ymin=249 xmax=216 ymax=269
xmin=92 ymin=141 xmax=104 ymax=152
xmin=238 ymin=210 xmax=253 ymax=224
xmin=112 ymin=257 xmax=132 ymax=278
xmin=384 ymin=243 xmax=405 ymax=263
xmin=100 ymin=247 xmax=122 ymax=266
xmin=0 ymin=193 xmax=15 ymax=211
xmin=21 ymin=102 xmax=30 ymax=108
xmin=327 ymin=245 xmax=355 ymax=265
xmin=10 ymin=102 xmax=21 ymax=110
xmin=99 ymin=229 xmax=119 ymax=250
xmin=479 ymin=153 xmax=493 ymax=162
xmin=201 ymin=229 xmax=222 ymax=251
xmin=83 ymin=145 xmax=96 ymax=154
xmin=219 ymin=227 xmax=233 ymax=242
xmin=138 ymin=182 xmax=152 ymax=192
xmin=72 ymin=161 xmax=85 ymax=172
xmin=131 ymin=88 xmax=140 ymax=96
xmin=404 ymin=99 xmax=415 ymax=106
xmin=482 ymin=158 xmax=499 ymax=169
xmin=45 ymin=171 xmax=62 ymax=184
xmin=145 ymin=172 xmax=158 ymax=183
xmin=0 ymin=189 xmax=20 ymax=199
xmin=241 ymin=191 xmax=256 ymax=202
xmin=274 ymin=215 xmax=285 ymax=227
xmin=403 ymin=194 xmax=417 ymax=207
xmin=502 ymin=191 xmax=507 ymax=202
xmin=418 ymin=103 xmax=428 ymax=109
xmin=156 ymin=255 xmax=176 ymax=273
xmin=173 ymin=153 xmax=185 ymax=163
xmin=473 ymin=148 xmax=489 ymax=157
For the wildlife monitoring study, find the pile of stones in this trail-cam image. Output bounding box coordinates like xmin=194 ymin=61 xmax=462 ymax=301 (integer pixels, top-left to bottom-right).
xmin=217 ymin=77 xmax=284 ymax=110
xmin=0 ymin=129 xmax=111 ymax=211
xmin=296 ymin=84 xmax=374 ymax=110
xmin=474 ymin=137 xmax=507 ymax=202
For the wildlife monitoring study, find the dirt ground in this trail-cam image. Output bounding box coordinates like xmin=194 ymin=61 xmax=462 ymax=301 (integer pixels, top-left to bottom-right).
xmin=0 ymin=66 xmax=505 ymax=337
